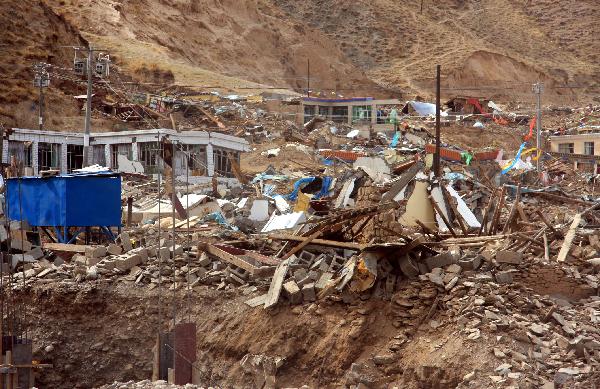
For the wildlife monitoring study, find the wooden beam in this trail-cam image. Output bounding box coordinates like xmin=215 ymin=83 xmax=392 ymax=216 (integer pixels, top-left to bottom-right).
xmin=441 ymin=186 xmax=468 ymax=236
xmin=557 ymin=213 xmax=581 ymax=262
xmin=429 ymin=195 xmax=457 ymax=238
xmin=268 ymin=234 xmax=362 ymax=250
xmin=502 ymin=185 xmax=521 ymax=233
xmin=489 ymin=185 xmax=506 ymax=235
xmin=197 ymin=107 xmax=226 ymax=129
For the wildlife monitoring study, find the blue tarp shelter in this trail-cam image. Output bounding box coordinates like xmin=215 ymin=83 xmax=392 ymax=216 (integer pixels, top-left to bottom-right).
xmin=6 ymin=171 xmax=122 ymax=243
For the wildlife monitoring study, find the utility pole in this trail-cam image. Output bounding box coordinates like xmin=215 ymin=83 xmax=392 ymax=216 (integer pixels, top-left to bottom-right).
xmin=533 ymin=82 xmax=544 ymax=172
xmin=434 ymin=65 xmax=441 ymax=177
xmin=33 ymin=63 xmax=50 ymax=131
xmin=70 ymin=46 xmax=110 ymax=167
xmin=307 ymin=59 xmax=310 ymax=98
xmin=83 ymin=46 xmax=93 ymax=167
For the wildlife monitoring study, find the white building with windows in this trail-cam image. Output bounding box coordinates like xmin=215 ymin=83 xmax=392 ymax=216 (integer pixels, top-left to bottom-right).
xmin=4 ymin=128 xmax=249 ymax=183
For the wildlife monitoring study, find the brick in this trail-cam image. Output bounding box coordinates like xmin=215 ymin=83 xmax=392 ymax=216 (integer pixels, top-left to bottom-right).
xmin=85 ymin=246 xmax=107 ymax=259
xmin=283 ymin=280 xmax=303 ymax=304
xmin=301 ymin=283 xmax=316 ymax=302
xmin=298 ymin=251 xmax=316 ymax=266
xmin=496 ymin=250 xmax=523 ymax=264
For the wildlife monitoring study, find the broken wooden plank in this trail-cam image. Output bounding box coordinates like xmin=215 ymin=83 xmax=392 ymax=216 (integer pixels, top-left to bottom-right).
xmin=489 ymin=185 xmax=507 ymax=235
xmin=268 ymin=234 xmax=362 ymax=250
xmin=205 ymin=243 xmax=267 ymax=276
xmin=227 ymin=152 xmax=248 ymax=184
xmin=42 ymin=242 xmax=90 ymax=253
xmin=441 ymin=186 xmax=468 ymax=236
xmin=381 ymin=161 xmax=423 ymax=202
xmin=557 ymin=213 xmax=581 ymax=262
xmin=264 ymin=258 xmax=290 ymax=309
xmin=478 ymin=190 xmax=496 ymax=236
xmin=502 ymin=185 xmax=521 ymax=233
xmin=429 ymin=195 xmax=457 ymax=238
xmin=535 ymin=209 xmax=556 ymax=233
xmin=198 ymin=106 xmax=226 ymax=129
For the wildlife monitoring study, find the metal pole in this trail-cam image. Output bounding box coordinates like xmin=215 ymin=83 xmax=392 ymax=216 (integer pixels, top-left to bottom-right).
xmin=83 ymin=46 xmax=93 ymax=167
xmin=38 ymin=76 xmax=44 ymax=131
xmin=307 ymin=59 xmax=310 ymax=98
xmin=434 ymin=64 xmax=441 ymax=177
xmin=534 ymin=82 xmax=544 ymax=172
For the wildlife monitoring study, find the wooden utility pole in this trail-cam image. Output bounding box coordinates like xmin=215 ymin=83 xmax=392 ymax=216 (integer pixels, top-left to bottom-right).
xmin=533 ymin=82 xmax=544 ymax=172
xmin=434 ymin=65 xmax=441 ymax=177
xmin=307 ymin=59 xmax=310 ymax=98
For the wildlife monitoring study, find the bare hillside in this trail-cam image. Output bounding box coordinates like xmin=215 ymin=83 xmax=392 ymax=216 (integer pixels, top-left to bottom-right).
xmin=43 ymin=0 xmax=384 ymax=95
xmin=273 ymin=0 xmax=600 ymax=102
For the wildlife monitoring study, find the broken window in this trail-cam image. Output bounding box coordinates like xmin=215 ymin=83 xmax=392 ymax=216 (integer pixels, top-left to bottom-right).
xmin=67 ymin=144 xmax=84 ymax=172
xmin=303 ymin=105 xmax=316 ymax=124
xmin=179 ymin=144 xmax=207 ymax=176
xmin=138 ymin=142 xmax=161 ymax=174
xmin=8 ymin=141 xmax=32 ymax=168
xmin=352 ymin=105 xmax=372 ymax=124
xmin=558 ymin=143 xmax=574 ymax=154
xmin=111 ymin=144 xmax=132 ymax=170
xmin=332 ymin=106 xmax=348 ymax=123
xmin=38 ymin=142 xmax=61 ymax=171
xmin=92 ymin=145 xmax=106 ymax=167
xmin=318 ymin=105 xmax=329 ymax=118
xmin=584 ymin=142 xmax=595 ymax=155
xmin=213 ymin=148 xmax=238 ymax=178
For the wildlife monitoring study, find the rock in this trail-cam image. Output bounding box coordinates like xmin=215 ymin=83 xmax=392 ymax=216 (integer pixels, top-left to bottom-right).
xmin=85 ymin=246 xmax=107 ymax=259
xmin=495 ymin=250 xmax=523 ymax=264
xmin=529 ymin=323 xmax=547 ymax=336
xmin=107 ymin=244 xmax=122 ymax=255
xmin=372 ymin=352 xmax=396 ymax=366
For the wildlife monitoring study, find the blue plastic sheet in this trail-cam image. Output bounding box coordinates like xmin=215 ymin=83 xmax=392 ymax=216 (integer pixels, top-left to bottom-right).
xmin=205 ymin=211 xmax=238 ymax=231
xmin=286 ymin=177 xmax=316 ymax=201
xmin=501 ymin=142 xmax=526 ymax=175
xmin=313 ymin=176 xmax=333 ymax=199
xmin=390 ymin=131 xmax=400 ymax=148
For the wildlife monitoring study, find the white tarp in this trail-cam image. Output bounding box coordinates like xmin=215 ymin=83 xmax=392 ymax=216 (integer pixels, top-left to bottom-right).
xmin=261 ymin=212 xmax=306 ymax=233
xmin=249 ymin=199 xmax=270 ymax=221
xmin=408 ymin=101 xmax=449 ymax=117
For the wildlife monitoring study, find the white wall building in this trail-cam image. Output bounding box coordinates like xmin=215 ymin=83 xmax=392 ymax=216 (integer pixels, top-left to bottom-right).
xmin=5 ymin=128 xmax=250 ymax=183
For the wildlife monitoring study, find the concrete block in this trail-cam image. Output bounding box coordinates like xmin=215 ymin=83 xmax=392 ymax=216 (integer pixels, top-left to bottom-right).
xmin=107 ymin=244 xmax=122 ymax=255
xmin=458 ymin=255 xmax=482 ymax=271
xmin=115 ymin=254 xmax=141 ymax=271
xmin=315 ymin=272 xmax=333 ymax=291
xmin=283 ymin=280 xmax=303 ymax=304
xmin=495 ymin=271 xmax=513 ymax=284
xmin=399 ymin=254 xmax=420 ymax=278
xmin=119 ymin=232 xmax=133 ymax=252
xmin=425 ymin=251 xmax=456 ymax=271
xmin=329 ymin=255 xmax=346 ymax=272
xmin=293 ymin=268 xmax=308 ymax=282
xmin=25 ymin=247 xmax=44 ymax=260
xmin=169 ymin=244 xmax=184 ymax=257
xmin=85 ymin=246 xmax=107 ymax=259
xmin=11 ymin=239 xmax=32 ymax=252
xmin=298 ymin=251 xmax=316 ymax=266
xmin=198 ymin=251 xmax=211 ymax=267
xmin=301 ymin=283 xmax=316 ymax=302
xmin=131 ymin=247 xmax=148 ymax=263
xmin=158 ymin=247 xmax=170 ymax=261
xmin=496 ymin=250 xmax=523 ymax=264
xmin=72 ymin=254 xmax=87 ymax=266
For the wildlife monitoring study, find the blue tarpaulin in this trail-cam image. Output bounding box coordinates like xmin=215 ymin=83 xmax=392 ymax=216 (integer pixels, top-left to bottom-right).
xmin=6 ymin=172 xmax=122 ymax=228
